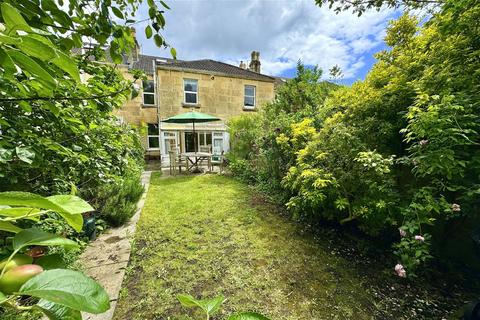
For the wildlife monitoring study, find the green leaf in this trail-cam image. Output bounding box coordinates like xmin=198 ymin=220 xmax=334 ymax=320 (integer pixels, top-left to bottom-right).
xmin=0 ymin=3 xmax=32 ymax=32
xmin=9 ymin=51 xmax=56 ymax=89
xmin=51 ymin=50 xmax=80 ymax=81
xmin=170 ymin=47 xmax=177 ymax=59
xmin=0 ymin=148 xmax=14 ymax=163
xmin=0 ymin=207 xmax=41 ymax=221
xmin=228 ymin=312 xmax=271 ymax=320
xmin=0 ymin=221 xmax=23 ymax=233
xmin=160 ymin=1 xmax=171 ymax=9
xmin=34 ymin=254 xmax=66 ymax=270
xmin=47 ymin=195 xmax=94 ymax=215
xmin=18 ymin=36 xmax=58 ymax=61
xmin=147 ymin=0 xmax=155 ymax=7
xmin=0 ymin=192 xmax=93 ymax=227
xmin=154 ymin=34 xmax=163 ymax=47
xmin=36 ymin=299 xmax=82 ymax=320
xmin=20 ymin=269 xmax=110 ymax=314
xmin=0 ymin=33 xmax=21 ymax=45
xmin=177 ymin=294 xmax=225 ymax=316
xmin=13 ymin=228 xmax=79 ymax=251
xmin=111 ymin=7 xmax=124 ymax=19
xmin=145 ymin=25 xmax=153 ymax=39
xmin=0 ymin=290 xmax=7 ymax=304
xmin=0 ymin=48 xmax=17 ymax=79
xmin=15 ymin=147 xmax=35 ymax=164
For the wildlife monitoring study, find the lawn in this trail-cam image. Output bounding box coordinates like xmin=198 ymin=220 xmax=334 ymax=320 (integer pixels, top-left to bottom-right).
xmin=113 ymin=173 xmax=472 ymax=320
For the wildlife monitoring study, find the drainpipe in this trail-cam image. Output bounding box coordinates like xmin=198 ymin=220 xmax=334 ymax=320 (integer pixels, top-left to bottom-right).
xmin=153 ymin=60 xmax=161 ymax=159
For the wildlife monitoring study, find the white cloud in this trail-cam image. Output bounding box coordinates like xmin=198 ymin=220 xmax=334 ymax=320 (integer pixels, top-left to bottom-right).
xmin=135 ymin=0 xmax=398 ymax=80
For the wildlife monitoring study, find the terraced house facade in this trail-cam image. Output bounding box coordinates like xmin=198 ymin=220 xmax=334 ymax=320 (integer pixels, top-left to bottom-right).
xmin=115 ymin=42 xmax=276 ymax=160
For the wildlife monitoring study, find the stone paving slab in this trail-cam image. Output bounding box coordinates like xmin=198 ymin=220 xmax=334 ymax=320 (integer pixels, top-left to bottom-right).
xmin=80 ymin=171 xmax=152 ymax=320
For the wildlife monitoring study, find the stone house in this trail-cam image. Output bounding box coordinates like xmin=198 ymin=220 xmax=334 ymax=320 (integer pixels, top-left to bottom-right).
xmin=114 ymin=40 xmax=276 ymax=160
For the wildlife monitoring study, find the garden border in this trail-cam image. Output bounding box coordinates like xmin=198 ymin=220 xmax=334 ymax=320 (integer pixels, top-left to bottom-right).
xmin=79 ymin=171 xmax=152 ymax=320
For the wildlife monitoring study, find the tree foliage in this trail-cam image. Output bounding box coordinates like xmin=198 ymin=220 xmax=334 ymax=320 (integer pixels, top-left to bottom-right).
xmin=229 ymin=0 xmax=480 ymax=276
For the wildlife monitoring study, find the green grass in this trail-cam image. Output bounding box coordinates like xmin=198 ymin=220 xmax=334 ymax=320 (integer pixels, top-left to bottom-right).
xmin=113 ymin=173 xmax=472 ymax=320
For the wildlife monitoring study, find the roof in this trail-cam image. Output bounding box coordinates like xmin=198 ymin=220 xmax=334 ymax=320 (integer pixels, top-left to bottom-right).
xmin=129 ymin=54 xmax=177 ymax=75
xmin=75 ymin=46 xmax=275 ymax=82
xmin=155 ymin=59 xmax=275 ymax=82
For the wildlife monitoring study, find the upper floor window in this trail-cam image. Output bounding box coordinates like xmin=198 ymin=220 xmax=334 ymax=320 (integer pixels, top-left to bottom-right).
xmin=244 ymin=85 xmax=256 ymax=109
xmin=184 ymin=79 xmax=198 ymax=104
xmin=143 ymin=80 xmax=155 ymax=106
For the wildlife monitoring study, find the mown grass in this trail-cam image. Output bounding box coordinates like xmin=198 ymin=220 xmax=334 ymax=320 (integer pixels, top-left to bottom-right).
xmin=113 ymin=173 xmax=474 ymax=320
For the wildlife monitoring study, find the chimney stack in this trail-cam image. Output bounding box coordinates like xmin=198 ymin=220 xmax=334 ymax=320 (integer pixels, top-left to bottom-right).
xmin=129 ymin=27 xmax=139 ymax=63
xmin=249 ymin=51 xmax=261 ymax=73
xmin=239 ymin=60 xmax=247 ymax=69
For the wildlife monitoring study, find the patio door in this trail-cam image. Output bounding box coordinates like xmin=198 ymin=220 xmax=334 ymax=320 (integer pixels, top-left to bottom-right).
xmin=184 ymin=132 xmax=196 ymax=152
xmin=161 ymin=131 xmax=178 ymax=156
xmin=213 ymin=132 xmax=224 ymax=155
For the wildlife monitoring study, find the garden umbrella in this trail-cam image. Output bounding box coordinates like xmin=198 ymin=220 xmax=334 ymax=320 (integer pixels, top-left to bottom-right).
xmin=162 ymin=111 xmax=220 ymax=153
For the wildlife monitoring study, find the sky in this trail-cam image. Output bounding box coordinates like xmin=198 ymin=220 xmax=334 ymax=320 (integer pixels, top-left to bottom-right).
xmin=135 ymin=0 xmax=401 ymax=85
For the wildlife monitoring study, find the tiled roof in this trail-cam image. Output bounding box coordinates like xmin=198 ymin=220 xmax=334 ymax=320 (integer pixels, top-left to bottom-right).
xmin=129 ymin=54 xmax=177 ymax=74
xmin=155 ymin=59 xmax=275 ymax=82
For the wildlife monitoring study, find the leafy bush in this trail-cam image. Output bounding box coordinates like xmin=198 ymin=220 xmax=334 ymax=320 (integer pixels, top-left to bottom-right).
xmin=229 ymin=0 xmax=480 ymax=277
xmin=93 ymin=174 xmax=144 ymax=227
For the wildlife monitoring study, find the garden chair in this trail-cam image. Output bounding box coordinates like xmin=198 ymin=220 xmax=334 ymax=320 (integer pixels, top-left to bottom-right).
xmin=168 ymin=150 xmax=187 ymax=175
xmin=198 ymin=145 xmax=212 ymax=170
xmin=210 ymin=151 xmax=225 ymax=173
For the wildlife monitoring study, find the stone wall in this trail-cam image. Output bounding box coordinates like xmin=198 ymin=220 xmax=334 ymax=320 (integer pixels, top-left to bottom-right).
xmin=113 ymin=66 xmax=157 ymax=127
xmin=155 ymin=68 xmax=275 ymax=120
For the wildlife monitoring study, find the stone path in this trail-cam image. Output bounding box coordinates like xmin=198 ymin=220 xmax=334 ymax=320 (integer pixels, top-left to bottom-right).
xmin=80 ymin=171 xmax=152 ymax=320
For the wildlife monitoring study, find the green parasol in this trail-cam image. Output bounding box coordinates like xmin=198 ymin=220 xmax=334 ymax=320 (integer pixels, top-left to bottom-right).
xmin=162 ymin=111 xmax=220 ymax=153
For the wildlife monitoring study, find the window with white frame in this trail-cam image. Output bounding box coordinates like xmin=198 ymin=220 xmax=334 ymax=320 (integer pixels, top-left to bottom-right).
xmin=142 ymin=80 xmax=155 ymax=106
xmin=244 ymin=85 xmax=256 ymax=109
xmin=147 ymin=123 xmax=160 ymax=149
xmin=184 ymin=79 xmax=198 ymax=104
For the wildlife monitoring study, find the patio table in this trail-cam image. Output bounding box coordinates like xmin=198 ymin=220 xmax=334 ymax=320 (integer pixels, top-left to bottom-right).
xmin=181 ymin=152 xmax=212 ymax=172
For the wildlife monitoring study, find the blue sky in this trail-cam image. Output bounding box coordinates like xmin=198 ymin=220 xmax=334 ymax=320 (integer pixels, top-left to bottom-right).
xmin=135 ymin=0 xmax=401 ymax=85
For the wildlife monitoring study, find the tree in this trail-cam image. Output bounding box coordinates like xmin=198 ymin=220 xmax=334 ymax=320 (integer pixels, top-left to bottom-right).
xmin=315 ymin=0 xmax=444 ymax=15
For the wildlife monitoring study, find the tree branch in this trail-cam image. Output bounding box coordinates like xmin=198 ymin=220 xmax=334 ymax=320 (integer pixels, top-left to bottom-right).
xmin=0 ymin=86 xmax=131 ymax=103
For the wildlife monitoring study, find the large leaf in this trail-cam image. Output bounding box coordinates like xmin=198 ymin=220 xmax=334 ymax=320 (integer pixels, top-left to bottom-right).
xmin=0 ymin=207 xmax=41 ymax=221
xmin=9 ymin=51 xmax=56 ymax=89
xmin=15 ymin=147 xmax=35 ymax=164
xmin=0 ymin=221 xmax=23 ymax=233
xmin=36 ymin=299 xmax=82 ymax=320
xmin=13 ymin=228 xmax=79 ymax=251
xmin=47 ymin=195 xmax=94 ymax=215
xmin=0 ymin=290 xmax=7 ymax=304
xmin=20 ymin=269 xmax=110 ymax=314
xmin=177 ymin=294 xmax=225 ymax=316
xmin=228 ymin=312 xmax=271 ymax=320
xmin=0 ymin=3 xmax=32 ymax=32
xmin=51 ymin=50 xmax=80 ymax=82
xmin=34 ymin=254 xmax=66 ymax=270
xmin=18 ymin=36 xmax=58 ymax=61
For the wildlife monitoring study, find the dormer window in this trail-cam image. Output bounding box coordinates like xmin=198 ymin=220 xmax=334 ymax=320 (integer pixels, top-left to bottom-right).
xmin=142 ymin=80 xmax=155 ymax=106
xmin=184 ymin=79 xmax=198 ymax=104
xmin=244 ymin=85 xmax=256 ymax=109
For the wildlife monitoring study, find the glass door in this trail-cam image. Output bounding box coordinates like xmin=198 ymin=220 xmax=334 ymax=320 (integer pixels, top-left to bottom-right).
xmin=184 ymin=132 xmax=195 ymax=152
xmin=161 ymin=131 xmax=178 ymax=156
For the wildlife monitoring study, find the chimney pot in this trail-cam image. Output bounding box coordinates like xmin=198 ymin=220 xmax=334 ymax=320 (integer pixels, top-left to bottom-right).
xmin=249 ymin=51 xmax=261 ymax=73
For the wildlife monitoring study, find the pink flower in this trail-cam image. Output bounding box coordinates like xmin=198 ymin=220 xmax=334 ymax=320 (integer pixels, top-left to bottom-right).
xmin=452 ymin=203 xmax=461 ymax=212
xmin=394 ymin=264 xmax=406 ymax=278
xmin=419 ymin=139 xmax=428 ymax=146
xmin=399 ymin=228 xmax=407 ymax=237
xmin=415 ymin=235 xmax=425 ymax=242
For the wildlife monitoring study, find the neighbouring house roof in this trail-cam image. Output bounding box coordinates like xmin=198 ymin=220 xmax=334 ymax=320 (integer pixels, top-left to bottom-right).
xmin=75 ymin=46 xmax=275 ymax=82
xmin=155 ymin=59 xmax=275 ymax=82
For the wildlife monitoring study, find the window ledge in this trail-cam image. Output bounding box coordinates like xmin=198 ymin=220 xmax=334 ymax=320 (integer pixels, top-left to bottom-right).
xmin=182 ymin=103 xmax=201 ymax=108
xmin=243 ymin=107 xmax=256 ymax=111
xmin=142 ymin=104 xmax=157 ymax=108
